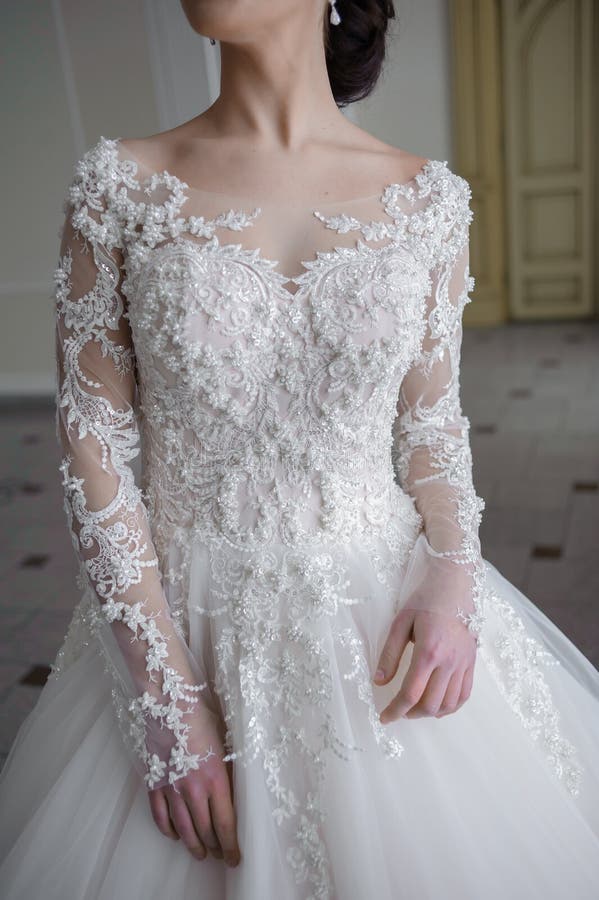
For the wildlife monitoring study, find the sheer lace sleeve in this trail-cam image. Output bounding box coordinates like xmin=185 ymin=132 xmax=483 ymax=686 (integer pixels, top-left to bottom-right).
xmin=391 ymin=176 xmax=489 ymax=645
xmin=53 ymin=145 xmax=216 ymax=790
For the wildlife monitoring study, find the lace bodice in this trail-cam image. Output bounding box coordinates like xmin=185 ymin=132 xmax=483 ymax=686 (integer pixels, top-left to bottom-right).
xmin=52 ymin=135 xmax=490 ymax=792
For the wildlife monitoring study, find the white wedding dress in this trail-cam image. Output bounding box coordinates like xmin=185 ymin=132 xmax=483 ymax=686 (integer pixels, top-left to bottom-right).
xmin=0 ymin=135 xmax=598 ymax=899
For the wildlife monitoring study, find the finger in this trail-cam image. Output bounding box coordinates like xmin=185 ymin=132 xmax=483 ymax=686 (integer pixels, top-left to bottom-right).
xmin=228 ymin=760 xmax=235 ymax=804
xmin=379 ymin=640 xmax=435 ymax=723
xmin=148 ymin=789 xmax=179 ymax=841
xmin=455 ymin=665 xmax=475 ymax=709
xmin=186 ymin=785 xmax=223 ymax=859
xmin=435 ymin=668 xmax=465 ymax=717
xmin=208 ymin=773 xmax=241 ymax=867
xmin=167 ymin=789 xmax=207 ymax=861
xmin=374 ymin=610 xmax=414 ymax=685
xmin=405 ymin=664 xmax=451 ymax=718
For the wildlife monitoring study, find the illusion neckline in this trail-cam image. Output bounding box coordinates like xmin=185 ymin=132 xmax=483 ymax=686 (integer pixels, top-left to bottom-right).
xmin=107 ymin=135 xmax=444 ymax=212
xmin=173 ymin=232 xmax=410 ymax=300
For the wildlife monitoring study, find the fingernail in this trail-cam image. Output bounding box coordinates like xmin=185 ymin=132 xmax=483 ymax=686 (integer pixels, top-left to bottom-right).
xmin=374 ymin=668 xmax=385 ymax=682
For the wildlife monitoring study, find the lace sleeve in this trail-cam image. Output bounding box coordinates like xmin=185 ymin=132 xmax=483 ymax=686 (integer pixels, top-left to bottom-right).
xmin=391 ymin=176 xmax=489 ymax=644
xmin=53 ymin=145 xmax=215 ymax=790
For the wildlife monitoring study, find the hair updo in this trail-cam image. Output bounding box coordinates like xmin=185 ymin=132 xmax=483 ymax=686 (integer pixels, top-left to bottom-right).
xmin=323 ymin=0 xmax=397 ymax=108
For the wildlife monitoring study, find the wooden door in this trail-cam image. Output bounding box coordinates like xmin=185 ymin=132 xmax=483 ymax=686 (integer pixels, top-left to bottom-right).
xmin=450 ymin=0 xmax=508 ymax=326
xmin=502 ymin=0 xmax=595 ymax=319
xmin=451 ymin=0 xmax=596 ymax=322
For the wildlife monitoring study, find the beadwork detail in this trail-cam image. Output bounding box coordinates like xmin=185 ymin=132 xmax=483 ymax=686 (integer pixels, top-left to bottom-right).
xmin=48 ymin=135 xmax=584 ymax=898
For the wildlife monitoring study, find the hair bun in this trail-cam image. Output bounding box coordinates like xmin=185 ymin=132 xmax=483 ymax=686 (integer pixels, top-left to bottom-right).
xmin=324 ymin=0 xmax=396 ymax=107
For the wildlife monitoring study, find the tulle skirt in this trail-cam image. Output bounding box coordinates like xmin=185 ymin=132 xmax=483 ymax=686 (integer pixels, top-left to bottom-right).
xmin=1 ymin=529 xmax=599 ymax=899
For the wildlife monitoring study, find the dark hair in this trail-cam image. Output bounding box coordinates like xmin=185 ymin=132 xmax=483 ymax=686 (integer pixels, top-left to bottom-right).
xmin=324 ymin=0 xmax=396 ymax=108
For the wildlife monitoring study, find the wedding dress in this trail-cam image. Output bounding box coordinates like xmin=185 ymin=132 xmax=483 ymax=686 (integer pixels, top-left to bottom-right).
xmin=0 ymin=135 xmax=598 ymax=899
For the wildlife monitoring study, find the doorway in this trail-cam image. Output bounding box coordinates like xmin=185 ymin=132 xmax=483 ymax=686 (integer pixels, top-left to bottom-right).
xmin=450 ymin=0 xmax=597 ymax=324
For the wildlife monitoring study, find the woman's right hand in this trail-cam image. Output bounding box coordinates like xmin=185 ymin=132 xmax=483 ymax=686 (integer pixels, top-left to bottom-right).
xmin=147 ymin=705 xmax=241 ymax=867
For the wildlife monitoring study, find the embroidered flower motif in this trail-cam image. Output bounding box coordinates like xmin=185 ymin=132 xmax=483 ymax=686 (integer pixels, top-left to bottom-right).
xmin=48 ymin=135 xmax=584 ymax=898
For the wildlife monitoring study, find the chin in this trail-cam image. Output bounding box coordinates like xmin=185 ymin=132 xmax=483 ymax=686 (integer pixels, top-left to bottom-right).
xmin=179 ymin=0 xmax=312 ymax=43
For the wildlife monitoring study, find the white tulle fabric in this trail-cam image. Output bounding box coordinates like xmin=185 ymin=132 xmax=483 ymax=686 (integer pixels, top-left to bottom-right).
xmin=51 ymin=135 xmax=492 ymax=800
xmin=0 ymin=136 xmax=598 ymax=899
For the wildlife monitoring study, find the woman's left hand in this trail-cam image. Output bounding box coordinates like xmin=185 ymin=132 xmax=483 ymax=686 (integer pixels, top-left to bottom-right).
xmin=373 ymin=608 xmax=477 ymax=723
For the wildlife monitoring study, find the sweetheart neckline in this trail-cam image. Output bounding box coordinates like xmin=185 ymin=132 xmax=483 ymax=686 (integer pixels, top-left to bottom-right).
xmin=170 ymin=233 xmax=410 ymax=301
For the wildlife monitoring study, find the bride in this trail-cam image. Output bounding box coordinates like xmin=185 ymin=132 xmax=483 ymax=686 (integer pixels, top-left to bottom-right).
xmin=1 ymin=1 xmax=599 ymax=897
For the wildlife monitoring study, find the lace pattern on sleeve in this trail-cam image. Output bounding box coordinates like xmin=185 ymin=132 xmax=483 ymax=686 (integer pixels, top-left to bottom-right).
xmin=391 ymin=176 xmax=489 ymax=642
xmin=53 ymin=143 xmax=215 ymax=790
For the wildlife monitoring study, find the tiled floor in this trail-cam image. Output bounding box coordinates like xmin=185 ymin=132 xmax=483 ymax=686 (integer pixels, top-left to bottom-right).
xmin=1 ymin=319 xmax=598 ymax=771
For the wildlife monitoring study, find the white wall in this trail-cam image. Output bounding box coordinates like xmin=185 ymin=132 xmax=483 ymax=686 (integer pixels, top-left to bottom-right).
xmin=356 ymin=0 xmax=454 ymax=163
xmin=0 ymin=0 xmax=453 ymax=396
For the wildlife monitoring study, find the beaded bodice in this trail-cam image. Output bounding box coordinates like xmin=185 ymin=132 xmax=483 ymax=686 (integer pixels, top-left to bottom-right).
xmin=99 ymin=137 xmax=471 ymax=560
xmin=49 ymin=138 xmax=583 ymax=893
xmin=52 ymin=134 xmax=490 ymax=795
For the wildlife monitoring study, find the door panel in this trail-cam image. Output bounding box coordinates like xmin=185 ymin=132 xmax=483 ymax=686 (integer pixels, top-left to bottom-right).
xmin=502 ymin=0 xmax=595 ymax=319
xmin=450 ymin=0 xmax=508 ymax=326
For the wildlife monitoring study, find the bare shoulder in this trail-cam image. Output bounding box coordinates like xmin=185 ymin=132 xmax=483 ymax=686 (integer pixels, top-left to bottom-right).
xmin=118 ymin=132 xmax=181 ymax=172
xmin=116 ymin=116 xmax=433 ymax=198
xmin=118 ymin=118 xmax=211 ymax=170
xmin=382 ymin=146 xmax=430 ymax=183
xmin=333 ymin=121 xmax=431 ymax=184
